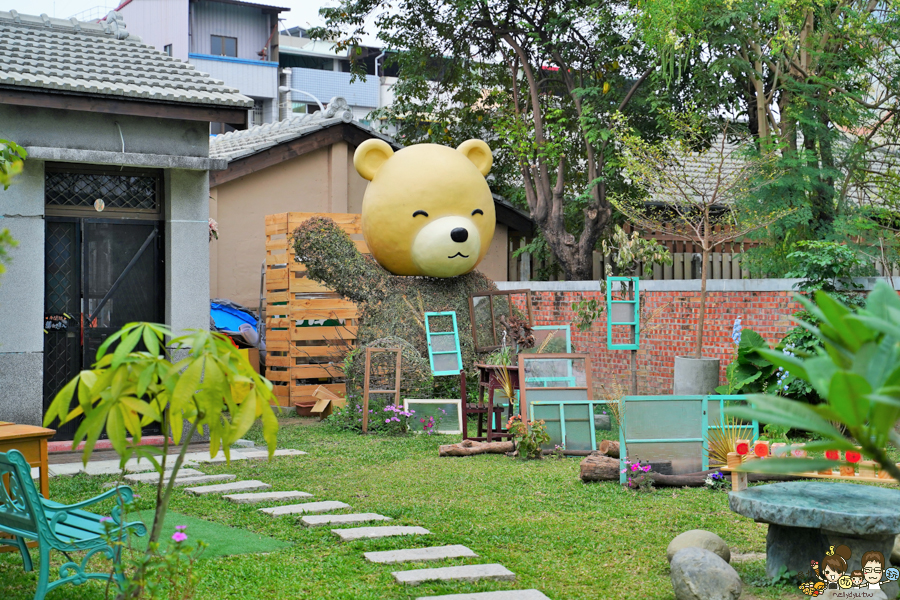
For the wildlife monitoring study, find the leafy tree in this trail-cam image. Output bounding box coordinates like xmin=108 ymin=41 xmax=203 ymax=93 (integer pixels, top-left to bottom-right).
xmin=44 ymin=323 xmax=278 ymax=597
xmin=611 ymin=113 xmax=792 ymax=358
xmin=310 ymin=0 xmax=663 ymax=280
xmin=730 ymin=282 xmax=900 ymax=483
xmin=633 ymin=0 xmax=900 ymax=265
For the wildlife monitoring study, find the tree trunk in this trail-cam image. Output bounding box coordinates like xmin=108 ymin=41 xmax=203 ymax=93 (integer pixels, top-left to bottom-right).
xmin=693 ymin=243 xmax=709 ymax=359
xmin=579 ymin=453 xmax=621 ymax=482
xmin=439 ymin=440 xmax=515 ymax=457
xmin=650 ymin=471 xmax=799 ymax=488
xmin=598 ymin=440 xmax=620 ymax=458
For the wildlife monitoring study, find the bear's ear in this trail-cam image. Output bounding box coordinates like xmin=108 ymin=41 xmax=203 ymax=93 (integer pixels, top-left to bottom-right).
xmin=354 ymin=139 xmax=395 ymax=181
xmin=457 ymin=139 xmax=493 ymax=176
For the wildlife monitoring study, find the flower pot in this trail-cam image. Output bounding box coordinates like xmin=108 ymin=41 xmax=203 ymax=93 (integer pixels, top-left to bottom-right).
xmin=673 ymin=356 xmax=720 ymax=395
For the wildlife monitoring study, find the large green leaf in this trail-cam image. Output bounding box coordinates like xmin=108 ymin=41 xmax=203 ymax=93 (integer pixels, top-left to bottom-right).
xmin=727 ymin=394 xmax=844 ymax=439
xmin=733 ymin=457 xmax=841 ymax=474
xmin=827 ymin=372 xmax=871 ymax=427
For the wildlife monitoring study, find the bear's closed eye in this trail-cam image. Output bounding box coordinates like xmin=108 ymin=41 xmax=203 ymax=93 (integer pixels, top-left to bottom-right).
xmin=413 ymin=210 xmax=429 ymax=217
xmin=472 ymin=209 xmax=484 ymax=216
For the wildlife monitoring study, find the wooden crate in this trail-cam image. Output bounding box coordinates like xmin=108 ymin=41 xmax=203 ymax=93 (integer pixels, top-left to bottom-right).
xmin=264 ymin=213 xmax=368 ymax=407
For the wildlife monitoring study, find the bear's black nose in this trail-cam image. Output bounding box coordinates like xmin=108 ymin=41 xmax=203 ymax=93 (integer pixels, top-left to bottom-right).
xmin=451 ymin=228 xmax=468 ymax=243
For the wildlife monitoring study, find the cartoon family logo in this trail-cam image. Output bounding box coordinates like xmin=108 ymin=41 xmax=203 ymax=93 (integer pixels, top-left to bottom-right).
xmin=798 ymin=545 xmax=899 ymax=597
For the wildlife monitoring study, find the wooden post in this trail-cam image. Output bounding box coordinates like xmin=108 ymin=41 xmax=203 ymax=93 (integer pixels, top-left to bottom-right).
xmin=860 ymin=461 xmax=878 ymax=478
xmin=728 ymin=452 xmax=747 ymax=492
xmin=362 ymin=349 xmax=372 ymax=434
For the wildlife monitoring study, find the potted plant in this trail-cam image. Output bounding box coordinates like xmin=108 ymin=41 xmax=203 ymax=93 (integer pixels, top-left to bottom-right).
xmin=611 ymin=112 xmax=790 ymax=394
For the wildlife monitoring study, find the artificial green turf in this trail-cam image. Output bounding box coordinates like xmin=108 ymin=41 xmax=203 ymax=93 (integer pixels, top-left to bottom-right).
xmin=1 ymin=419 xmax=896 ymax=600
xmin=132 ymin=510 xmax=291 ymax=559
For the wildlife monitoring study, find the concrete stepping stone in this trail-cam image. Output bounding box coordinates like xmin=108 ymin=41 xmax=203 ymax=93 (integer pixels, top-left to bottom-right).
xmin=242 ymin=449 xmax=308 ymax=460
xmin=124 ymin=468 xmax=204 ymax=483
xmin=332 ymin=526 xmax=430 ymax=542
xmin=184 ymin=480 xmax=271 ymax=496
xmin=301 ymin=513 xmax=391 ymax=527
xmin=365 ymin=545 xmax=477 ymax=564
xmin=169 ymin=474 xmax=237 ymax=487
xmin=260 ymin=501 xmax=349 ymax=516
xmin=393 ymin=564 xmax=515 ymax=586
xmin=416 ymin=591 xmax=550 ymax=600
xmin=223 ymin=491 xmax=313 ymax=504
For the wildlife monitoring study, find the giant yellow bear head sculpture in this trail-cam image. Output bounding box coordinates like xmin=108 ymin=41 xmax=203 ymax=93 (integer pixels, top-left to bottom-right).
xmin=355 ymin=139 xmax=496 ymax=278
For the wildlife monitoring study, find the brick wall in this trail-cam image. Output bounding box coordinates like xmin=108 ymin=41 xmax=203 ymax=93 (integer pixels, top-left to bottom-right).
xmin=498 ymin=280 xmax=815 ymax=395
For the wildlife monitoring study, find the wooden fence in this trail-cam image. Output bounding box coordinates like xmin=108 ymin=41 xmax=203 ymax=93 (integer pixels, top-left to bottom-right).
xmin=264 ymin=212 xmax=367 ymax=407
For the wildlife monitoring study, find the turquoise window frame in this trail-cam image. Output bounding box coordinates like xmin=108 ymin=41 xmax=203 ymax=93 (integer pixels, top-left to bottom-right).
xmin=606 ymin=276 xmax=639 ymax=350
xmin=424 ymin=311 xmax=463 ymax=376
xmin=525 ymin=325 xmax=574 ymax=387
xmin=618 ymin=394 xmax=760 ymax=483
xmin=529 ymin=399 xmax=598 ymax=452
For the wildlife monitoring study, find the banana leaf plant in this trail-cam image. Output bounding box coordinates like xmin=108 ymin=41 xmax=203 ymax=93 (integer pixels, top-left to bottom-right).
xmin=44 ymin=323 xmax=279 ymax=593
xmin=728 ymin=281 xmax=900 ymax=482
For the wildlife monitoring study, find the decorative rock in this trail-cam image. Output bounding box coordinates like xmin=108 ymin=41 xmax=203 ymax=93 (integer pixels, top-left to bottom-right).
xmin=415 ymin=592 xmax=550 ymax=600
xmin=594 ymin=414 xmax=611 ymax=430
xmin=667 ymin=530 xmax=731 ymax=564
xmin=223 ymin=491 xmax=313 ymax=504
xmin=260 ymin=501 xmax=349 ymax=516
xmin=301 ymin=513 xmax=391 ymax=527
xmin=232 ymin=439 xmax=256 ymax=448
xmin=184 ymin=480 xmax=271 ymax=496
xmin=364 ymin=545 xmax=477 ymax=564
xmin=124 ymin=468 xmax=204 ymax=483
xmin=332 ymin=525 xmax=430 ymax=542
xmin=893 ymin=534 xmax=900 ymax=565
xmin=670 ymin=548 xmax=742 ymax=600
xmin=241 ymin=449 xmax=308 ymax=460
xmin=393 ymin=564 xmax=515 ymax=585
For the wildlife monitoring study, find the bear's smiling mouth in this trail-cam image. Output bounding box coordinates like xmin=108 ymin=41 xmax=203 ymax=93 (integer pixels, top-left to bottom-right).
xmin=448 ymin=252 xmax=470 ymax=259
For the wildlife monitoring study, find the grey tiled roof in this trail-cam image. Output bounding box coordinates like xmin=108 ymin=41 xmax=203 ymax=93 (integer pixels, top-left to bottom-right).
xmin=0 ymin=10 xmax=252 ymax=108
xmin=210 ymin=97 xmax=398 ymax=162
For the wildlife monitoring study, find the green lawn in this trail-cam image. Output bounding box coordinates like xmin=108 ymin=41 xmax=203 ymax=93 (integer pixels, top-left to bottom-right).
xmin=3 ymin=419 xmax=889 ymax=600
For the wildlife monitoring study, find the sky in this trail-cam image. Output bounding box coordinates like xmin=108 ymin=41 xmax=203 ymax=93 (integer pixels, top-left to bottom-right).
xmin=0 ymin=0 xmax=340 ymax=34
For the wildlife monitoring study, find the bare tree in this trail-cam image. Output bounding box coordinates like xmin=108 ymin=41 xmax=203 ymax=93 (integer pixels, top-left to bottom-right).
xmin=611 ymin=115 xmax=793 ymax=358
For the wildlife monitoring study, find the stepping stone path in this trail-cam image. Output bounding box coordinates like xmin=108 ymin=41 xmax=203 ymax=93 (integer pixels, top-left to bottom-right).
xmin=302 ymin=513 xmax=391 ymax=527
xmin=260 ymin=501 xmax=350 ymax=516
xmin=416 ymin=591 xmax=551 ymax=600
xmin=364 ymin=545 xmax=477 ymax=564
xmin=184 ymin=480 xmax=271 ymax=496
xmin=332 ymin=526 xmax=431 ymax=542
xmin=224 ymin=491 xmax=312 ymax=504
xmin=393 ymin=564 xmax=516 ymax=586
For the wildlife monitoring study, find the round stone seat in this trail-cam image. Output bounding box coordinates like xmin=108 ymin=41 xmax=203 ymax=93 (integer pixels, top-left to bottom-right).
xmin=729 ymin=482 xmax=900 ymax=596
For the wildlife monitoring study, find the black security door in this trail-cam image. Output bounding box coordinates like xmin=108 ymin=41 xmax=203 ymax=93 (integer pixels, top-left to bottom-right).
xmin=43 ymin=165 xmax=164 ymax=440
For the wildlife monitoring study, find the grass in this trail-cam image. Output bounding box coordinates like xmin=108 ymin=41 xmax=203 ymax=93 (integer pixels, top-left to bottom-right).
xmin=2 ymin=418 xmax=894 ymax=600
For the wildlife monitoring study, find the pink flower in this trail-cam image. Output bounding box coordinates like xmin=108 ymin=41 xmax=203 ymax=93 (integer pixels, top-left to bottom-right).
xmin=385 ymin=419 xmax=391 ymax=423
xmin=643 ymin=465 xmax=651 ymax=472
xmin=172 ymin=532 xmax=187 ymax=543
xmin=631 ymin=464 xmax=639 ymax=472
xmin=99 ymin=516 xmax=112 ymax=523
xmin=175 ymin=525 xmax=187 ymax=531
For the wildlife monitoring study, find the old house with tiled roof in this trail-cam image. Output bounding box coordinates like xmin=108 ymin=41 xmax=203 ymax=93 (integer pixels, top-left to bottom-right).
xmin=0 ymin=10 xmax=251 ymax=438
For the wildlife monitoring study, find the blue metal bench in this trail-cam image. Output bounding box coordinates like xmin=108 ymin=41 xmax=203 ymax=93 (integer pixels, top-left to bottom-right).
xmin=0 ymin=449 xmax=146 ymax=600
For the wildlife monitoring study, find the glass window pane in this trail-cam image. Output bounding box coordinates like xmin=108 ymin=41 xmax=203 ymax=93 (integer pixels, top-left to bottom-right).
xmin=225 ymin=37 xmax=237 ymax=57
xmin=521 ymin=356 xmax=585 ymax=388
xmin=405 ymin=401 xmax=460 ymax=433
xmin=432 ymin=353 xmax=459 ymax=373
xmin=211 ymin=35 xmax=221 ymax=55
xmin=430 ymin=334 xmax=456 ymax=352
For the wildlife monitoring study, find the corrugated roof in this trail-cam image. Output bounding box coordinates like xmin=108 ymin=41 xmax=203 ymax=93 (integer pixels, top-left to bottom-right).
xmin=209 ymin=97 xmax=396 ymax=162
xmin=0 ymin=10 xmax=253 ymax=108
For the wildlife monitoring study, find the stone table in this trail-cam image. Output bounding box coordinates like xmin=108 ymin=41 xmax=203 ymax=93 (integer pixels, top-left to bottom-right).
xmin=729 ymin=482 xmax=900 ymax=597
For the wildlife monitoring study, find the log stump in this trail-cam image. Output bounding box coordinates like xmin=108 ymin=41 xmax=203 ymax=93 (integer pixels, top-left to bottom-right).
xmin=579 ymin=453 xmax=620 ymax=482
xmin=598 ymin=440 xmax=620 ymax=459
xmin=439 ymin=440 xmax=515 ymax=457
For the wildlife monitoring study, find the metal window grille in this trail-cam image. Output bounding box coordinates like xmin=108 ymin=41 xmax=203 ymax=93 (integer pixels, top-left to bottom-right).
xmin=45 ymin=170 xmax=159 ymax=211
xmin=252 ymin=101 xmax=265 ymax=126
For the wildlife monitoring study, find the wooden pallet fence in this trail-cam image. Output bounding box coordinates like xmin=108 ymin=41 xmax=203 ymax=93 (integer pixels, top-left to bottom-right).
xmin=264 ymin=212 xmax=369 ymax=407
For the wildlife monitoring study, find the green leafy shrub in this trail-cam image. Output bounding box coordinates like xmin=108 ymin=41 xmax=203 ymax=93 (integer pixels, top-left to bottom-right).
xmin=506 ymin=415 xmax=550 ymax=459
xmin=717 ymin=328 xmax=795 ymax=395
xmin=729 ymin=282 xmax=900 ymax=482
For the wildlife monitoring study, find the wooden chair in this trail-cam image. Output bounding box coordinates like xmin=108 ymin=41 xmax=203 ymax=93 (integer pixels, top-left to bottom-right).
xmin=460 ymin=369 xmax=512 ymax=442
xmin=0 ymin=449 xmax=146 ymax=600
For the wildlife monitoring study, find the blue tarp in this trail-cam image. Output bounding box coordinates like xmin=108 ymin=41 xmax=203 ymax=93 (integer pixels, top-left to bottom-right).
xmin=211 ymin=302 xmax=257 ymax=333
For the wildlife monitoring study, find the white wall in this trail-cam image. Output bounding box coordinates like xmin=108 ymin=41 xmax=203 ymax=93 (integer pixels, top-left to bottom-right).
xmin=117 ymin=0 xmax=189 ymax=61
